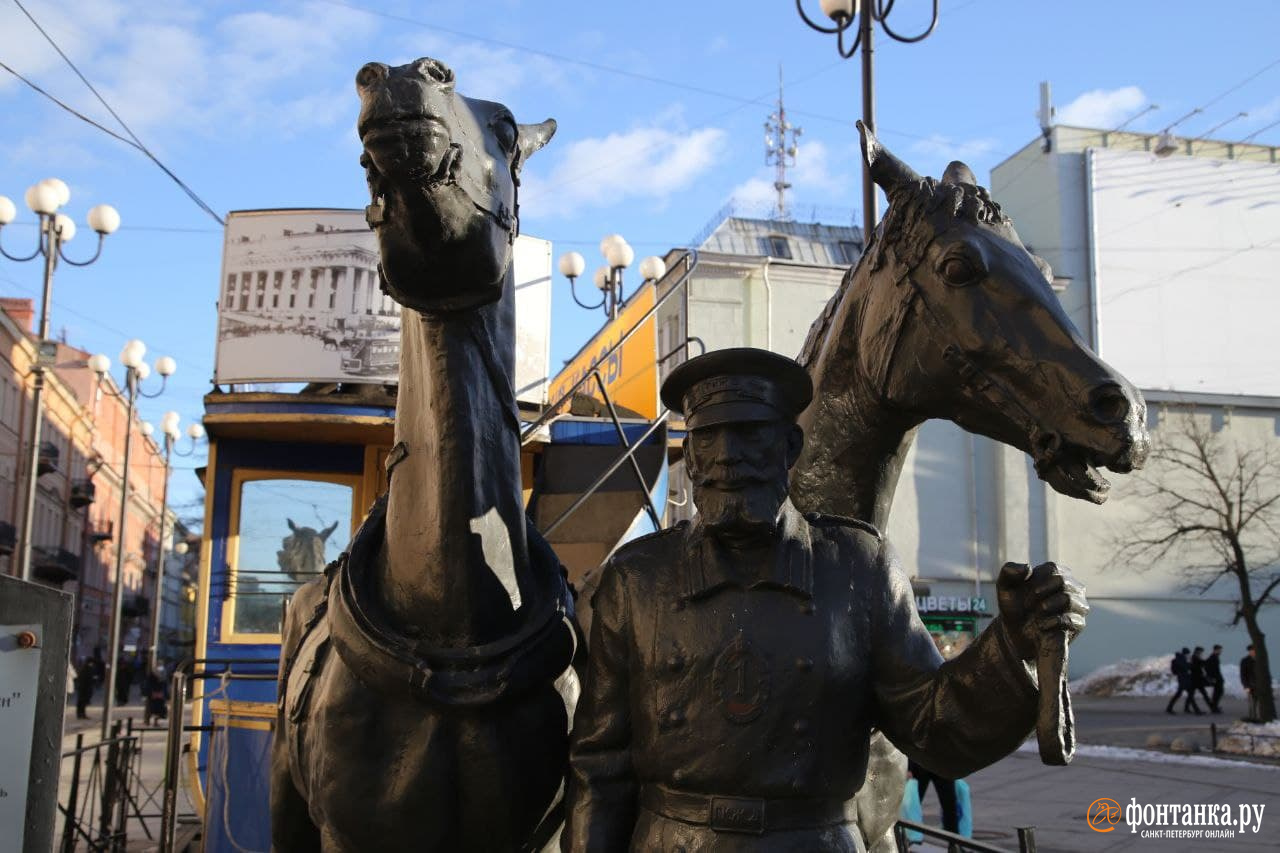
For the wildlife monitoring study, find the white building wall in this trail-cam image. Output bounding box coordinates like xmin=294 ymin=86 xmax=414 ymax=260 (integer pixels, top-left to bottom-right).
xmin=987 ymin=127 xmax=1280 ymax=673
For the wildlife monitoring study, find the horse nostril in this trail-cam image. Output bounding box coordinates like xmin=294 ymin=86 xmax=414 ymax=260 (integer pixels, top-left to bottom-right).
xmin=1088 ymin=385 xmax=1130 ymax=424
xmin=356 ymin=62 xmax=389 ymax=90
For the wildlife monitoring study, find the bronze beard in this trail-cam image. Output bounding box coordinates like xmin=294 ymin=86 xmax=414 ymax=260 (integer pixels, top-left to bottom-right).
xmin=689 ymin=460 xmax=790 ymax=543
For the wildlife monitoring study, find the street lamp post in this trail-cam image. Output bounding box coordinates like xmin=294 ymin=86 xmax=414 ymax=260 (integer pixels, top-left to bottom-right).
xmin=88 ymin=341 xmax=175 ymax=738
xmin=558 ymin=235 xmax=665 ymax=320
xmin=796 ymin=0 xmax=940 ymax=231
xmin=147 ymin=414 xmax=204 ymax=674
xmin=0 ymin=179 xmax=120 ymax=581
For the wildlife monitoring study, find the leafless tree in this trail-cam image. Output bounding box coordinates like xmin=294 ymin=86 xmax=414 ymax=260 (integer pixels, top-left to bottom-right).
xmin=1115 ymin=412 xmax=1277 ymax=721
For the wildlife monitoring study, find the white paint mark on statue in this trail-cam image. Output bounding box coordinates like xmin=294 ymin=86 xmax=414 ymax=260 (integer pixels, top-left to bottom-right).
xmin=470 ymin=507 xmax=522 ymax=610
xmin=0 ymin=624 xmax=42 ymax=853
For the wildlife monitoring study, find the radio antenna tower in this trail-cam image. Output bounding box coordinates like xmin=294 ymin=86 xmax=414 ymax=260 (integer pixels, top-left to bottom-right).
xmin=764 ymin=66 xmax=801 ymax=221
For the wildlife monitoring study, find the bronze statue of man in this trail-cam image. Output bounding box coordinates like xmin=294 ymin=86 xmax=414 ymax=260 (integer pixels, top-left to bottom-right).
xmin=563 ymin=347 xmax=1088 ymax=851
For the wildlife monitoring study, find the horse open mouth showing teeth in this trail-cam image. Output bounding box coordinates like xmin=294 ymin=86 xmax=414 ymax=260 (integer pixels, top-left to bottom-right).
xmin=1041 ymin=450 xmax=1112 ymax=504
xmin=1033 ymin=435 xmax=1113 ymax=504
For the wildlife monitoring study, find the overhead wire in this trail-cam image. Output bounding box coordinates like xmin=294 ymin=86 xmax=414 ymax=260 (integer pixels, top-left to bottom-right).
xmin=9 ymin=0 xmax=225 ymax=226
xmin=0 ymin=60 xmax=140 ymax=150
xmin=314 ymin=0 xmax=941 ymax=142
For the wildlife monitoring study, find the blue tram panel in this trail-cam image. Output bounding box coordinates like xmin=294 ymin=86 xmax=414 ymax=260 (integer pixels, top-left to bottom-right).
xmin=189 ymin=397 xmax=669 ymax=849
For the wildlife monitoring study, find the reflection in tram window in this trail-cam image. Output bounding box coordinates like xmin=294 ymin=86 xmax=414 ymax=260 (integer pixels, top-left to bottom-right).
xmin=230 ymin=478 xmax=353 ymax=635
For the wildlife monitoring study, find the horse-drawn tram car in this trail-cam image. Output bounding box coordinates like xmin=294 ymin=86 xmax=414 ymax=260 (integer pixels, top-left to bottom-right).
xmin=164 ymin=208 xmax=671 ymax=852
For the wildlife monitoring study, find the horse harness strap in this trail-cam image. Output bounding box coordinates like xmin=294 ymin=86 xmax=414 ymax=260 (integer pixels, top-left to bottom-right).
xmin=902 ymin=273 xmax=1051 ymax=447
xmin=327 ymin=497 xmax=575 ymax=707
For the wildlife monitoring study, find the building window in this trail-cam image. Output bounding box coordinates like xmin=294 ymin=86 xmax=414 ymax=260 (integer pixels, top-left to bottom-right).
xmin=838 ymin=241 xmax=862 ymax=264
xmin=764 ymin=235 xmax=792 ymax=259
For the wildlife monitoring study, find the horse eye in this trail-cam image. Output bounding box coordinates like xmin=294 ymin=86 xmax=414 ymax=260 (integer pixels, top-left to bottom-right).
xmin=941 ymin=255 xmax=980 ymax=286
xmin=492 ymin=119 xmax=518 ymax=154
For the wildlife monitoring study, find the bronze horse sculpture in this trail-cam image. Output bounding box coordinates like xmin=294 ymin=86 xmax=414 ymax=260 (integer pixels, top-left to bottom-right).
xmin=272 ymin=57 xmax=577 ymax=851
xmin=792 ymin=124 xmax=1150 ymax=850
xmin=278 ymin=519 xmax=340 ymax=583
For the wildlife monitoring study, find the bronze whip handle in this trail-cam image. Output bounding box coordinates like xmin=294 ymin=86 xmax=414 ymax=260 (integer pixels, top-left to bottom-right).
xmin=1036 ymin=628 xmax=1075 ymax=765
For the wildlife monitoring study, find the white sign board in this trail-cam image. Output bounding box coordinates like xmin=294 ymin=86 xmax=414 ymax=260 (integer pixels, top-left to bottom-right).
xmin=1090 ymin=148 xmax=1280 ymax=397
xmin=213 ymin=209 xmax=553 ymax=403
xmin=0 ymin=625 xmax=40 ymax=853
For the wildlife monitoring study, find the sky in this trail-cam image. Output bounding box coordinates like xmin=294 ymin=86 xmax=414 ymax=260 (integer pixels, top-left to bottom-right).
xmin=1 ymin=0 xmax=1278 ymax=519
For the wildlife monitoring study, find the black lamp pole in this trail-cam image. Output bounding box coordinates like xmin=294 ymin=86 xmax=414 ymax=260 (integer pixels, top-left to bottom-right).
xmin=796 ymin=0 xmax=939 ymax=232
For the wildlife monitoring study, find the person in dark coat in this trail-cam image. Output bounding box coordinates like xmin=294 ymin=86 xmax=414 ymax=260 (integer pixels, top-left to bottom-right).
xmin=1241 ymin=644 xmax=1260 ymax=722
xmin=1204 ymin=645 xmax=1225 ymax=714
xmin=74 ymin=656 xmax=96 ymax=719
xmin=115 ymin=658 xmax=134 ymax=704
xmin=1166 ymin=648 xmax=1201 ymax=714
xmin=563 ymin=349 xmax=1091 ymax=851
xmin=1189 ymin=647 xmax=1213 ymax=713
xmin=143 ymin=668 xmax=168 ymax=726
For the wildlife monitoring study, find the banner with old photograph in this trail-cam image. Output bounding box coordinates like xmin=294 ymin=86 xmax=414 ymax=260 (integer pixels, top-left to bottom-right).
xmin=213 ymin=209 xmax=552 ymax=403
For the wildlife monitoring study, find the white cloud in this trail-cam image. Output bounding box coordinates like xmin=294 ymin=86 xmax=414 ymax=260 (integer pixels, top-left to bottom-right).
xmin=908 ymin=134 xmax=1000 ymax=167
xmin=521 ymin=123 xmax=727 ymax=217
xmin=1057 ymin=86 xmax=1148 ymax=130
xmin=727 ymin=139 xmax=852 ymax=213
xmin=728 ymin=177 xmax=778 ymax=211
xmin=0 ymin=0 xmax=379 ymax=144
xmin=389 ymin=32 xmax=569 ymax=104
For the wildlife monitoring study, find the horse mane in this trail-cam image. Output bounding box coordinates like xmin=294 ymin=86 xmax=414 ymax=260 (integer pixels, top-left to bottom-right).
xmin=796 ymin=175 xmax=1009 ymax=370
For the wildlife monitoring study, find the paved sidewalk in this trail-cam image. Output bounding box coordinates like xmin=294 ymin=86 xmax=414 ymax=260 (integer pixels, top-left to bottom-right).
xmin=933 ymin=746 xmax=1279 ymax=852
xmin=910 ymin=693 xmax=1278 ymax=852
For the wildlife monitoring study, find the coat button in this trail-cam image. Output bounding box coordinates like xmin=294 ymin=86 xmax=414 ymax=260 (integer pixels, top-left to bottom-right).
xmin=667 ymin=708 xmax=686 ymax=726
xmin=667 ymin=655 xmax=684 ymax=672
xmin=795 ymin=657 xmax=813 ymax=672
xmin=793 ymin=718 xmax=810 ymax=735
xmin=672 ymin=768 xmax=688 ymax=783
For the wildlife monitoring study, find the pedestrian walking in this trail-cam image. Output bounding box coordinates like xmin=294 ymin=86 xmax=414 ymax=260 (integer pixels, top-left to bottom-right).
xmin=143 ymin=668 xmax=168 ymax=726
xmin=114 ymin=658 xmax=134 ymax=704
xmin=1205 ymin=644 xmax=1225 ymax=713
xmin=1166 ymin=648 xmax=1203 ymax=714
xmin=1190 ymin=647 xmax=1213 ymax=713
xmin=74 ymin=656 xmax=96 ymax=719
xmin=1241 ymin=644 xmax=1260 ymax=722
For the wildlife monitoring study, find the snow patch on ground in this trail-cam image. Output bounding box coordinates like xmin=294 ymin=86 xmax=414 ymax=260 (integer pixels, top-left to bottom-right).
xmin=1070 ymin=656 xmax=1256 ymax=699
xmin=1016 ymin=740 xmax=1280 ymax=770
xmin=1217 ymin=721 xmax=1280 ymax=758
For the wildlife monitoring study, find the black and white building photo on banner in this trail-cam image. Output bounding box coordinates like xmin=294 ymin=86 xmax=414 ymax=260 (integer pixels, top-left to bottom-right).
xmin=213 ymin=208 xmax=552 ymax=402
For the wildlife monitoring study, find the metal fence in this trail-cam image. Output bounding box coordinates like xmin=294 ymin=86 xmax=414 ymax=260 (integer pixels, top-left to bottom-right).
xmin=894 ymin=820 xmax=1039 ymax=853
xmin=58 ymin=724 xmax=136 ymax=852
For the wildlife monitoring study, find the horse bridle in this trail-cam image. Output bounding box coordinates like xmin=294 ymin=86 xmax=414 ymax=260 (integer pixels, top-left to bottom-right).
xmin=887 ymin=262 xmax=1070 ymax=479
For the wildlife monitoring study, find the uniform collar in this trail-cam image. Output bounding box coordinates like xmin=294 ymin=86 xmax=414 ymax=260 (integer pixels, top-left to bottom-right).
xmin=681 ymin=498 xmax=813 ymax=601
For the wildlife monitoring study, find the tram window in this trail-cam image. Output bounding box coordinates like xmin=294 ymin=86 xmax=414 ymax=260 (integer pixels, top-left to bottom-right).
xmin=229 ymin=478 xmax=352 ymax=636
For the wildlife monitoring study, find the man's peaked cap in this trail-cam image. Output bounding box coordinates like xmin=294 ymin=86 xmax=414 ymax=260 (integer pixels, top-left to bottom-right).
xmin=661 ymin=347 xmax=813 ymax=429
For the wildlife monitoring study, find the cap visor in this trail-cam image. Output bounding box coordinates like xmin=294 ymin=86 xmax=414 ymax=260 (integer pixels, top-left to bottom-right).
xmin=686 ymin=401 xmax=783 ymax=429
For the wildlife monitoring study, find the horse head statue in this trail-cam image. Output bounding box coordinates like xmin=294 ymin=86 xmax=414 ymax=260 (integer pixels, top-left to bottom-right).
xmin=356 ymin=56 xmax=555 ymax=313
xmin=794 ymin=123 xmax=1150 ymax=525
xmin=277 ymin=518 xmax=339 ymax=583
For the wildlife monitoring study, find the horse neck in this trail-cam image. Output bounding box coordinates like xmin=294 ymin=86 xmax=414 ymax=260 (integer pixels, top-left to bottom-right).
xmin=381 ymin=278 xmax=529 ymax=644
xmin=791 ymin=261 xmax=921 ymax=529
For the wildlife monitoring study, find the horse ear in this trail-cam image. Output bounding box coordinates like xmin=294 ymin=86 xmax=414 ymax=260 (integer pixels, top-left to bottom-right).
xmin=859 ymin=120 xmax=921 ymax=196
xmin=942 ymin=160 xmax=978 ymax=186
xmin=287 ymin=518 xmax=298 ymax=533
xmin=320 ymin=521 xmax=340 ymax=541
xmin=517 ymin=119 xmax=557 ymax=166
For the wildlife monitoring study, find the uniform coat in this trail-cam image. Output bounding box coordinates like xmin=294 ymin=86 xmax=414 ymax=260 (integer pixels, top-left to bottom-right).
xmin=564 ymin=500 xmax=1040 ymax=852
